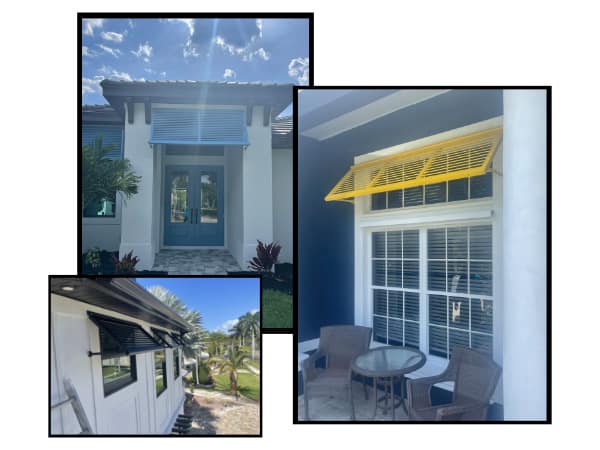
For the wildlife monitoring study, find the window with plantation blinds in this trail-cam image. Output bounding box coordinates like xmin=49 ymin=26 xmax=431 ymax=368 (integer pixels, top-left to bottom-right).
xmin=370 ymin=224 xmax=494 ymax=359
xmin=371 ymin=229 xmax=420 ymax=348
xmin=427 ymin=225 xmax=493 ymax=358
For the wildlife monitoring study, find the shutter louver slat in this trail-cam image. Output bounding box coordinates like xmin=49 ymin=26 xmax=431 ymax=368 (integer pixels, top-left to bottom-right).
xmin=150 ymin=108 xmax=249 ymax=145
xmin=88 ymin=312 xmax=163 ymax=358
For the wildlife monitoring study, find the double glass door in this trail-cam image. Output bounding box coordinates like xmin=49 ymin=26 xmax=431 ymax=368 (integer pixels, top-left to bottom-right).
xmin=164 ymin=165 xmax=224 ymax=246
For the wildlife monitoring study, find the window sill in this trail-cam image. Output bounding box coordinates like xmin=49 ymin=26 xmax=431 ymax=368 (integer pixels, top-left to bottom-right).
xmin=103 ymin=378 xmax=137 ymax=397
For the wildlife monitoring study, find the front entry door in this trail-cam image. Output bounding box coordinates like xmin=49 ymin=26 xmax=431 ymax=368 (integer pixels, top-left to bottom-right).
xmin=164 ymin=166 xmax=224 ymax=246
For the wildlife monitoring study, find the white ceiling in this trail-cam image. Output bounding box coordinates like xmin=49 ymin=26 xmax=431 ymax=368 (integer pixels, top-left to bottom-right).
xmin=301 ymin=89 xmax=450 ymax=141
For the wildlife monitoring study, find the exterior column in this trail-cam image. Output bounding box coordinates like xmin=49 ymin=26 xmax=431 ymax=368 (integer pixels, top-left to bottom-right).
xmin=241 ymin=106 xmax=274 ymax=269
xmin=119 ymin=102 xmax=156 ymax=270
xmin=502 ymin=90 xmax=547 ymax=420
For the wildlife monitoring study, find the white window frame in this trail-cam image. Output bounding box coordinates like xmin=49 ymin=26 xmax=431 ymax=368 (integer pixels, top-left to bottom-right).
xmin=353 ymin=117 xmax=503 ymax=388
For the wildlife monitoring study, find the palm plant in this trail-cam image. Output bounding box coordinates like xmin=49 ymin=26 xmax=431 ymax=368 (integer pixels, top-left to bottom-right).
xmin=238 ymin=311 xmax=260 ymax=360
xmin=207 ymin=331 xmax=229 ymax=357
xmin=208 ymin=345 xmax=250 ymax=399
xmin=147 ymin=285 xmax=208 ymax=382
xmin=229 ymin=321 xmax=245 ymax=347
xmin=82 ymin=136 xmax=141 ymax=212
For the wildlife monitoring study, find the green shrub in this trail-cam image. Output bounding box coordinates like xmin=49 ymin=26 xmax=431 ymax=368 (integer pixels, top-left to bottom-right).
xmin=192 ymin=361 xmax=212 ymax=385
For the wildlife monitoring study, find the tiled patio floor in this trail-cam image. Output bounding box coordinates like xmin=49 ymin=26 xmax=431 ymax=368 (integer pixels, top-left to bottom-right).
xmin=298 ymin=381 xmax=409 ymax=421
xmin=152 ymin=249 xmax=241 ymax=275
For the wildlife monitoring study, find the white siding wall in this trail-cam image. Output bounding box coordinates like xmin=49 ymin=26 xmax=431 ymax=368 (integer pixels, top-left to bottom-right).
xmin=272 ymin=148 xmax=293 ymax=263
xmin=50 ymin=293 xmax=185 ymax=435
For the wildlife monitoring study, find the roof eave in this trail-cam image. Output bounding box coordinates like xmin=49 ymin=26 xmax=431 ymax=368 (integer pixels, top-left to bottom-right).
xmin=100 ymin=81 xmax=293 ymax=117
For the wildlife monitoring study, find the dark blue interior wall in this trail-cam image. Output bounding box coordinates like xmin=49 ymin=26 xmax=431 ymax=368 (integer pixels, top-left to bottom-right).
xmin=298 ymin=89 xmax=503 ymax=342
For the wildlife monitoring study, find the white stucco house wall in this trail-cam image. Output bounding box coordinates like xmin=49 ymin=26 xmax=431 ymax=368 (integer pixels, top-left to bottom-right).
xmin=50 ymin=277 xmax=190 ymax=435
xmin=82 ymin=80 xmax=293 ymax=272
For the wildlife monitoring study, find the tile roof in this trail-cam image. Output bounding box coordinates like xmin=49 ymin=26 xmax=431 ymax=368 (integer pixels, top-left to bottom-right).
xmin=82 ymin=106 xmax=294 ymax=147
xmin=100 ymin=79 xmax=293 ymax=88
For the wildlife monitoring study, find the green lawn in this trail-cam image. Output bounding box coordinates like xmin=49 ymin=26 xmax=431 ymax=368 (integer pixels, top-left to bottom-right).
xmin=262 ymin=289 xmax=293 ymax=329
xmin=245 ymin=359 xmax=260 ymax=370
xmin=212 ymin=372 xmax=260 ymax=401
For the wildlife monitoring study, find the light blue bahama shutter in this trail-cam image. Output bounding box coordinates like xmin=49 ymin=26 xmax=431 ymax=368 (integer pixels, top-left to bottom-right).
xmin=82 ymin=125 xmax=124 ymax=160
xmin=150 ymin=108 xmax=249 ymax=145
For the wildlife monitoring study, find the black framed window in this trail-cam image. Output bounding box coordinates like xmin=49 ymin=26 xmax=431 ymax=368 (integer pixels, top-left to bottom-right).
xmin=173 ymin=348 xmax=180 ymax=379
xmin=155 ymin=350 xmax=167 ymax=396
xmin=102 ymin=355 xmax=137 ymax=396
xmin=370 ymin=173 xmax=492 ymax=211
xmin=83 ymin=193 xmax=117 ymax=217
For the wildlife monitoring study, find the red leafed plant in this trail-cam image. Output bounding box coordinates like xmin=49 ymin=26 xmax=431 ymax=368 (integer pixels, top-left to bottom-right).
xmin=248 ymin=240 xmax=281 ymax=273
xmin=112 ymin=250 xmax=140 ymax=273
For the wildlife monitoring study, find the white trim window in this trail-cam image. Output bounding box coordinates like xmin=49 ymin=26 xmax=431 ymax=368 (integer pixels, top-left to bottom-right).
xmin=371 ymin=229 xmax=421 ymax=348
xmin=426 ymin=224 xmax=493 ymax=358
xmin=369 ymin=223 xmax=494 ymax=360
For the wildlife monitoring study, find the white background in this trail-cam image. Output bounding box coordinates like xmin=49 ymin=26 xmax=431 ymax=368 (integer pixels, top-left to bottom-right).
xmin=0 ymin=0 xmax=596 ymax=446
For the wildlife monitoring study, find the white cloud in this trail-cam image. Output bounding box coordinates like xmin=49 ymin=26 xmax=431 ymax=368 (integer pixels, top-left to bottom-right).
xmin=214 ymin=36 xmax=270 ymax=62
xmin=223 ymin=68 xmax=237 ymax=79
xmin=183 ymin=41 xmax=201 ymax=58
xmin=253 ymin=47 xmax=270 ymax=61
xmin=100 ymin=31 xmax=124 ymax=43
xmin=288 ymin=57 xmax=310 ymax=84
xmin=82 ymin=46 xmax=96 ymax=57
xmin=82 ymin=76 xmax=103 ymax=96
xmin=110 ymin=70 xmax=133 ymax=82
xmin=167 ymin=18 xmax=195 ymax=35
xmin=160 ymin=71 xmax=166 ymax=78
xmin=97 ymin=44 xmax=122 ymax=58
xmin=214 ymin=318 xmax=239 ymax=334
xmin=128 ymin=19 xmax=135 ymax=29
xmin=96 ymin=66 xmax=133 ymax=81
xmin=83 ymin=18 xmax=104 ymax=36
xmin=131 ymin=42 xmax=153 ymax=62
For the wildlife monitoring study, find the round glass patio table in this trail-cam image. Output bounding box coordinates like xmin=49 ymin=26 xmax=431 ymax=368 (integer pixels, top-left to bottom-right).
xmin=350 ymin=346 xmax=426 ymax=420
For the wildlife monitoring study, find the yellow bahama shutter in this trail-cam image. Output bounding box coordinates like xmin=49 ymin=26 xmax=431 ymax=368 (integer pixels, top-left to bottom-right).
xmin=325 ymin=127 xmax=503 ymax=202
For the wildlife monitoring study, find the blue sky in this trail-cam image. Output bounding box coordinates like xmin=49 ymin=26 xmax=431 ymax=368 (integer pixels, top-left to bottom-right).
xmin=82 ymin=17 xmax=310 ymax=111
xmin=136 ymin=277 xmax=260 ymax=333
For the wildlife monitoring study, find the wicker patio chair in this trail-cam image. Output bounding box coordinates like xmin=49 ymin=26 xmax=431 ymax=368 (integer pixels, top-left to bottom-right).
xmin=406 ymin=347 xmax=501 ymax=421
xmin=301 ymin=325 xmax=372 ymax=420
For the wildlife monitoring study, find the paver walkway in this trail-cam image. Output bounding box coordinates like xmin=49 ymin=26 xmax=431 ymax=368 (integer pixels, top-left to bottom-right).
xmin=184 ymin=389 xmax=260 ymax=435
xmin=297 ymin=380 xmax=409 ymax=421
xmin=152 ymin=249 xmax=241 ymax=274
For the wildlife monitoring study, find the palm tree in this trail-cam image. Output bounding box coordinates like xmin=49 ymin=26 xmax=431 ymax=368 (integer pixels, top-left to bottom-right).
xmin=147 ymin=285 xmax=208 ymax=382
xmin=237 ymin=311 xmax=259 ymax=360
xmin=229 ymin=320 xmax=246 ymax=347
xmin=82 ymin=136 xmax=141 ymax=212
xmin=208 ymin=345 xmax=250 ymax=399
xmin=247 ymin=311 xmax=260 ymax=360
xmin=207 ymin=332 xmax=229 ymax=357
